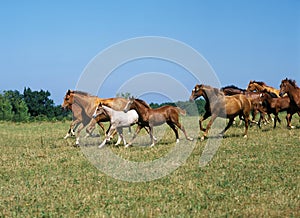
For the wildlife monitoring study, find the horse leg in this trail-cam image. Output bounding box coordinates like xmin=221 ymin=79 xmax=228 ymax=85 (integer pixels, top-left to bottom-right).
xmin=75 ymin=123 xmax=86 ymax=146
xmin=286 ymin=112 xmax=295 ymax=129
xmin=219 ymin=117 xmax=234 ymax=137
xmin=201 ymin=114 xmax=217 ymax=141
xmin=142 ymin=126 xmax=157 ymax=141
xmin=126 ymin=125 xmax=143 ymax=147
xmin=170 ymin=119 xmax=193 ymax=142
xmin=85 ymin=119 xmax=96 ymax=138
xmin=199 ymin=112 xmax=210 ymax=132
xmin=128 ymin=126 xmax=132 ymax=134
xmin=99 ymin=125 xmax=115 ymax=148
xmin=115 ymin=127 xmax=124 ymax=146
xmin=97 ymin=122 xmax=106 ymax=135
xmin=273 ymin=112 xmax=281 ymax=129
xmin=149 ymin=125 xmax=156 ymax=147
xmin=64 ymin=119 xmax=80 ymax=139
xmin=167 ymin=121 xmax=179 ymax=143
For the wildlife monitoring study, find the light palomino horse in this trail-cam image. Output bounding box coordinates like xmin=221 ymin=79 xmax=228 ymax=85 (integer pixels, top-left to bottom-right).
xmin=93 ymin=103 xmax=140 ymax=148
xmin=123 ymin=97 xmax=193 ymax=147
xmin=189 ymin=84 xmax=251 ymax=141
xmin=62 ymin=90 xmax=129 ymax=145
xmin=247 ymin=80 xmax=282 ymax=97
xmin=62 ymin=99 xmax=106 ymax=139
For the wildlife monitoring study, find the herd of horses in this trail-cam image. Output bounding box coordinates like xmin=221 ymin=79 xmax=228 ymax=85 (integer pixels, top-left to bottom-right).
xmin=61 ymin=78 xmax=300 ymax=147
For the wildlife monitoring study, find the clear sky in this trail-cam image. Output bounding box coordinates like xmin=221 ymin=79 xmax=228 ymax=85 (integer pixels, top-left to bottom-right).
xmin=0 ymin=0 xmax=299 ymax=104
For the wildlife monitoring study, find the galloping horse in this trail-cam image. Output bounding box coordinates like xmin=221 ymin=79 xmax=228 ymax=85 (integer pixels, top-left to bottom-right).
xmin=280 ymin=78 xmax=300 ymax=109
xmin=221 ymin=85 xmax=267 ymax=124
xmin=189 ymin=84 xmax=251 ymax=140
xmin=259 ymin=91 xmax=299 ymax=128
xmin=279 ymin=79 xmax=300 ymax=126
xmin=93 ymin=103 xmax=139 ymax=148
xmin=123 ymin=97 xmax=193 ymax=147
xmin=62 ymin=90 xmax=129 ymax=145
xmin=247 ymin=80 xmax=281 ymax=97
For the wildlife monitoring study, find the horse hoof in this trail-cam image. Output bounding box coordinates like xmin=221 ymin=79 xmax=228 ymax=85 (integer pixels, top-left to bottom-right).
xmin=125 ymin=144 xmax=132 ymax=148
xmin=188 ymin=137 xmax=194 ymax=141
xmin=176 ymin=139 xmax=180 ymax=143
xmin=200 ymin=136 xmax=205 ymax=141
xmin=150 ymin=143 xmax=155 ymax=147
xmin=243 ymin=135 xmax=248 ymax=138
xmin=98 ymin=143 xmax=106 ymax=149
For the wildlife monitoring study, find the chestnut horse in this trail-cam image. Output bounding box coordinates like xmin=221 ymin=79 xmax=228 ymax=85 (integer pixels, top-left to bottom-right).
xmin=259 ymin=91 xmax=300 ymax=128
xmin=247 ymin=80 xmax=281 ymax=97
xmin=123 ymin=97 xmax=193 ymax=147
xmin=189 ymin=84 xmax=251 ymax=140
xmin=62 ymin=90 xmax=129 ymax=145
xmin=221 ymin=85 xmax=268 ymax=124
xmin=280 ymin=78 xmax=300 ymax=108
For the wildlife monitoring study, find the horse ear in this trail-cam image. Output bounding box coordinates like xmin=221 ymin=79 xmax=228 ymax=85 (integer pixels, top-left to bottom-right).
xmin=67 ymin=89 xmax=71 ymax=95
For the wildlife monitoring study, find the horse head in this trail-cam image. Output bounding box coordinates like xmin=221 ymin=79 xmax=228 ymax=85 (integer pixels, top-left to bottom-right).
xmin=62 ymin=89 xmax=74 ymax=110
xmin=247 ymin=82 xmax=257 ymax=92
xmin=92 ymin=103 xmax=106 ymax=118
xmin=279 ymin=78 xmax=297 ymax=97
xmin=189 ymin=84 xmax=205 ymax=101
xmin=123 ymin=97 xmax=135 ymax=113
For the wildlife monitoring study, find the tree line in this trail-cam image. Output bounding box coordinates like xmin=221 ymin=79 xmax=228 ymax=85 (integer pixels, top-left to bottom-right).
xmin=0 ymin=89 xmax=206 ymax=122
xmin=0 ymin=88 xmax=70 ymax=122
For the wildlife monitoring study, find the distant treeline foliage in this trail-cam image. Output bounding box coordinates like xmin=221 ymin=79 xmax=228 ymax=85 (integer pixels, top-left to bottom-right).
xmin=0 ymin=88 xmax=70 ymax=122
xmin=0 ymin=89 xmax=206 ymax=122
xmin=149 ymin=99 xmax=206 ymax=116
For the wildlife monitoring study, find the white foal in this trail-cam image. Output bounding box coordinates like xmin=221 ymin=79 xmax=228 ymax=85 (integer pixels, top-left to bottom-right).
xmin=93 ymin=103 xmax=139 ymax=148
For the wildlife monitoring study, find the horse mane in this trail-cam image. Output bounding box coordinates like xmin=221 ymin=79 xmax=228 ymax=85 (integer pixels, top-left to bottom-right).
xmin=284 ymin=78 xmax=298 ymax=88
xmin=73 ymin=90 xmax=95 ymax=97
xmin=221 ymin=85 xmax=246 ymax=92
xmin=252 ymin=81 xmax=267 ymax=86
xmin=135 ymin=98 xmax=151 ymax=108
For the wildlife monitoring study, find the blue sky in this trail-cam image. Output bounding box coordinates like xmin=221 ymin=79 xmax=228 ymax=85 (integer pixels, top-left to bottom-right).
xmin=0 ymin=0 xmax=299 ymax=104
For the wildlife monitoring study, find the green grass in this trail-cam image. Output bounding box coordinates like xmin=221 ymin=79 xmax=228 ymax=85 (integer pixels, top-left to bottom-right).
xmin=0 ymin=115 xmax=299 ymax=217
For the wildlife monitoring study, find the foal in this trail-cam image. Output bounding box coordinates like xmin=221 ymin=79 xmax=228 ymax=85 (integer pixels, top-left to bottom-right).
xmin=93 ymin=103 xmax=139 ymax=148
xmin=123 ymin=98 xmax=193 ymax=147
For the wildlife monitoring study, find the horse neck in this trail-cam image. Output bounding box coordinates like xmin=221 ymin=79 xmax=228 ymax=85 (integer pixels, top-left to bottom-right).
xmin=132 ymin=100 xmax=150 ymax=118
xmin=74 ymin=94 xmax=98 ymax=115
xmin=253 ymin=83 xmax=265 ymax=91
xmin=102 ymin=105 xmax=114 ymax=117
xmin=286 ymin=83 xmax=298 ymax=99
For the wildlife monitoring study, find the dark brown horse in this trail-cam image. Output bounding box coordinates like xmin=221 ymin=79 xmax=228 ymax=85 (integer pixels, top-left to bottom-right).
xmin=190 ymin=84 xmax=251 ymax=140
xmin=123 ymin=97 xmax=193 ymax=147
xmin=221 ymin=85 xmax=246 ymax=96
xmin=280 ymin=78 xmax=300 ymax=109
xmin=62 ymin=90 xmax=129 ymax=145
xmin=259 ymin=91 xmax=299 ymax=128
xmin=279 ymin=78 xmax=300 ymax=125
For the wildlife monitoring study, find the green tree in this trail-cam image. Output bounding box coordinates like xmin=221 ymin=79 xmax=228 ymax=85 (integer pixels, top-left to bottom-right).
xmin=3 ymin=90 xmax=30 ymax=121
xmin=0 ymin=94 xmax=13 ymax=120
xmin=23 ymin=87 xmax=55 ymax=118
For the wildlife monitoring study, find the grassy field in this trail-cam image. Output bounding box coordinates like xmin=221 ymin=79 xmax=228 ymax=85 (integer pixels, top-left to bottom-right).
xmin=0 ymin=115 xmax=299 ymax=217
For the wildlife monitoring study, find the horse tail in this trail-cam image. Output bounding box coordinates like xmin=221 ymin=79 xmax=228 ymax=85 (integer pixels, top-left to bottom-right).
xmin=176 ymin=107 xmax=186 ymax=116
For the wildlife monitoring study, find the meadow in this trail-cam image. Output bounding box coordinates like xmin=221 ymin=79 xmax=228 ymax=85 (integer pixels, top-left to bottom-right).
xmin=0 ymin=115 xmax=299 ymax=217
